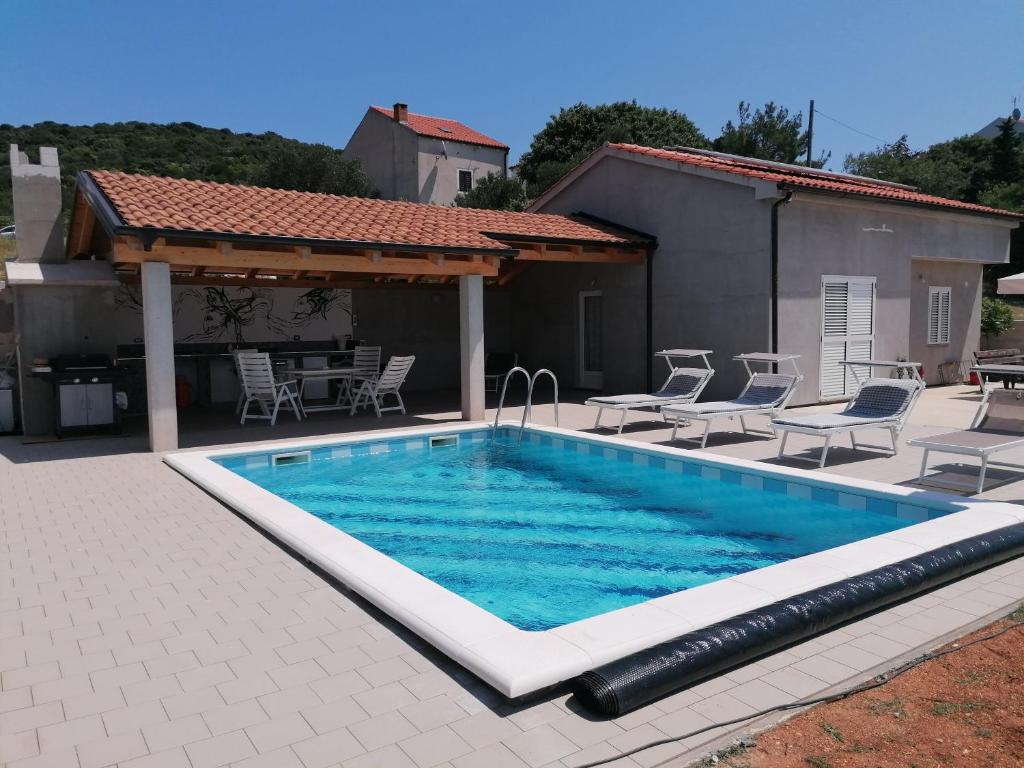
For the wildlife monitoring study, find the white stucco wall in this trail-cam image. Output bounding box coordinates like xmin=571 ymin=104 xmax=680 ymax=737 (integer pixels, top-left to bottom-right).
xmin=416 ymin=137 xmax=506 ymax=206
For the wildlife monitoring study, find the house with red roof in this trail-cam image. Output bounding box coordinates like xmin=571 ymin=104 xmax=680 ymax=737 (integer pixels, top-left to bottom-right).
xmin=527 ymin=143 xmax=1022 ymax=404
xmin=344 ymin=103 xmax=509 ymax=206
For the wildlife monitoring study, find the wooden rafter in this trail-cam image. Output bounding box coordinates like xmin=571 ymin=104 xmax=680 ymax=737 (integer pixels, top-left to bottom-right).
xmin=112 ymin=238 xmax=501 ymax=278
xmin=67 ymin=196 xmax=96 ymax=257
xmin=514 ymin=242 xmax=645 ymax=264
xmin=497 ymin=261 xmax=532 ymax=287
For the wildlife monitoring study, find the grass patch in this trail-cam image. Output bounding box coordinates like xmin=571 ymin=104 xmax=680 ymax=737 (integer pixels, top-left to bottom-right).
xmin=1008 ymin=604 xmax=1024 ymax=620
xmin=867 ymin=696 xmax=907 ymax=719
xmin=930 ymin=700 xmax=985 ymax=717
xmin=695 ymin=741 xmax=750 ymax=767
xmin=820 ymin=722 xmax=843 ymax=743
xmin=956 ymin=669 xmax=988 ymax=685
xmin=805 ymin=757 xmax=833 ymax=768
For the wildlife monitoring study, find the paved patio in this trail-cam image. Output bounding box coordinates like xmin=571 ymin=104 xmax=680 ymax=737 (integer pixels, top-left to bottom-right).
xmin=2 ymin=384 xmax=1023 ymax=768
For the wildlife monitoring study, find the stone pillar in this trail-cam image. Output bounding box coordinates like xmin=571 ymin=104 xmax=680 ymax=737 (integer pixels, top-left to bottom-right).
xmin=141 ymin=262 xmax=178 ymax=451
xmin=459 ymin=275 xmax=485 ymax=421
xmin=9 ymin=145 xmax=64 ymax=263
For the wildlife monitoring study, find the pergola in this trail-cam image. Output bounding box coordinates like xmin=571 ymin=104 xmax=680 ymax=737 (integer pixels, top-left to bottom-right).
xmin=68 ymin=171 xmax=650 ymax=451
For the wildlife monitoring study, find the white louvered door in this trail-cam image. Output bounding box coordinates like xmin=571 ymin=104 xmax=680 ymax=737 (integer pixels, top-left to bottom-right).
xmin=820 ymin=276 xmax=876 ymax=400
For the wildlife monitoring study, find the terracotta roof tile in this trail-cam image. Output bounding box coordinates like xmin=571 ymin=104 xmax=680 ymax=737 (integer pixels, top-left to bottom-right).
xmin=370 ymin=106 xmax=507 ymax=149
xmin=608 ymin=144 xmax=1022 ymax=219
xmin=85 ymin=171 xmax=643 ymax=251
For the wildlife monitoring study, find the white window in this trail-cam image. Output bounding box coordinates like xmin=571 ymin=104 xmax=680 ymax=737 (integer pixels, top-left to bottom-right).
xmin=928 ymin=286 xmax=951 ymax=345
xmin=820 ymin=276 xmax=876 ymax=399
xmin=458 ymin=169 xmax=473 ymax=193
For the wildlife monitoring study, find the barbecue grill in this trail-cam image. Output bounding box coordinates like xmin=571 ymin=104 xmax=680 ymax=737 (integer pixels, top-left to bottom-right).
xmin=33 ymin=354 xmax=130 ymax=437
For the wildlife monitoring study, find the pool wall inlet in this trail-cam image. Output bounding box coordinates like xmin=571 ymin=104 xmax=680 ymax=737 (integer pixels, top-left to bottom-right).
xmin=164 ymin=421 xmax=1024 ymax=699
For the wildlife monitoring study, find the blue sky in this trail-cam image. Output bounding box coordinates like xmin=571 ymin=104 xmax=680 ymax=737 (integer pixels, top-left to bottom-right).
xmin=4 ymin=0 xmax=1022 ymax=170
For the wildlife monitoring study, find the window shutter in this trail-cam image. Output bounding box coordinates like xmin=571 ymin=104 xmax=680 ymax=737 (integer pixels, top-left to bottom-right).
xmin=848 ymin=282 xmax=874 ymax=336
xmin=928 ymin=287 xmax=951 ymax=344
xmin=822 ymin=281 xmax=848 ymax=337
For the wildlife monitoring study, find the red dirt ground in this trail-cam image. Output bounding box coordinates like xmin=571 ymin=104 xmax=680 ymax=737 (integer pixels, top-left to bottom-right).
xmin=705 ymin=608 xmax=1024 ymax=768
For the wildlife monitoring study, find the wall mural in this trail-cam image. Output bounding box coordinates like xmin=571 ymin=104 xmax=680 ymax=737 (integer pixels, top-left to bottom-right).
xmin=113 ymin=285 xmax=354 ymax=344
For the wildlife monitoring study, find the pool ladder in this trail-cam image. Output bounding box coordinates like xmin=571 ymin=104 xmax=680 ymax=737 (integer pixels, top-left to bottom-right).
xmin=493 ymin=367 xmax=559 ymax=441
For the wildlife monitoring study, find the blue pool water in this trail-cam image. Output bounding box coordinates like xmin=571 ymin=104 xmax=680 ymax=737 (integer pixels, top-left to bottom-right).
xmin=222 ymin=432 xmax=949 ymax=631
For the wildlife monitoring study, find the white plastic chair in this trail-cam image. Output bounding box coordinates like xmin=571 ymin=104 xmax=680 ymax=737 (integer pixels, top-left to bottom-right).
xmin=350 ymin=355 xmax=415 ymax=417
xmin=237 ymin=351 xmax=303 ymax=425
xmin=232 ymin=348 xmax=257 ymax=414
xmin=336 ymin=345 xmax=382 ymax=406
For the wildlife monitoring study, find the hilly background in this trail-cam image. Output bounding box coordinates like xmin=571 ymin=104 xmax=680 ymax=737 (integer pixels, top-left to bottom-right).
xmin=0 ymin=121 xmax=356 ymax=225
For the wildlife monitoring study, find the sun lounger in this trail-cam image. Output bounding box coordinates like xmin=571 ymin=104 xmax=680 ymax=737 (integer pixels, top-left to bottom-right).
xmin=662 ymin=353 xmax=802 ymax=448
xmin=772 ymin=377 xmax=925 ymax=467
xmin=909 ymin=389 xmax=1024 ymax=494
xmin=585 ymin=349 xmax=714 ymax=433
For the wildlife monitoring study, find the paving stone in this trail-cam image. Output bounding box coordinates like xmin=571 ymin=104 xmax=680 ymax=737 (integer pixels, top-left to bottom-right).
xmin=451 ymin=742 xmax=529 ymax=768
xmin=501 ymin=724 xmax=577 ymax=768
xmin=353 ymin=681 xmax=418 ymax=717
xmin=244 ymin=712 xmax=314 ymax=753
xmin=343 ymin=743 xmax=418 ymax=768
xmin=77 ymin=729 xmax=150 ymax=768
xmin=349 ymin=711 xmax=420 ymax=752
xmin=0 ymin=701 xmax=65 ymax=734
xmin=184 ymin=730 xmax=257 ymax=768
xmin=300 ymin=695 xmax=369 ymax=734
xmin=257 ymin=684 xmax=321 ymax=719
xmin=120 ymin=745 xmax=193 ymax=768
xmin=450 ymin=711 xmax=522 ymax=750
xmin=292 ymin=726 xmax=367 ymax=768
xmin=398 ymin=725 xmax=472 ymax=768
xmin=202 ymin=698 xmax=269 ymax=736
xmin=0 ymin=729 xmax=39 ymax=763
xmin=231 ymin=746 xmax=304 ymax=768
xmin=142 ymin=713 xmax=212 ymax=752
xmin=103 ymin=699 xmax=169 ymax=735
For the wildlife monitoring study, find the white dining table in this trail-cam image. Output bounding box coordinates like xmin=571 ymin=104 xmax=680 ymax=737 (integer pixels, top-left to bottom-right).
xmin=291 ymin=367 xmax=361 ymax=413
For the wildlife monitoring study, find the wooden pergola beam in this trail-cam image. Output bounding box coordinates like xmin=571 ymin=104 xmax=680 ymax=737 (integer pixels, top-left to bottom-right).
xmin=112 ymin=239 xmax=501 ymax=278
xmin=68 ymin=197 xmax=96 ymax=257
xmin=514 ymin=243 xmax=645 ymax=264
xmin=118 ymin=272 xmax=470 ymax=291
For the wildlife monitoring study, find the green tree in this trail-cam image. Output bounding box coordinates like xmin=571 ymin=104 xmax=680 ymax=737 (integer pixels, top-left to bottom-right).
xmin=982 ymin=297 xmax=1015 ymax=345
xmin=453 ymin=172 xmax=528 ymax=211
xmin=713 ymin=101 xmax=828 ymax=166
xmin=253 ymin=143 xmax=373 ymax=197
xmin=516 ymin=102 xmax=708 ymax=198
xmin=990 ymin=115 xmax=1022 ymax=185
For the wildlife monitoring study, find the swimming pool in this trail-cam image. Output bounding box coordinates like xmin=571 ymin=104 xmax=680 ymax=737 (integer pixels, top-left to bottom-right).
xmin=166 ymin=423 xmax=1024 ymax=697
xmin=222 ymin=431 xmax=943 ymax=631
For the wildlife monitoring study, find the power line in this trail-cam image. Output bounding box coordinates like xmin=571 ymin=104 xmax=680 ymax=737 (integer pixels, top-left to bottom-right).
xmin=576 ymin=616 xmax=1024 ymax=768
xmin=812 ymin=107 xmax=891 ymax=145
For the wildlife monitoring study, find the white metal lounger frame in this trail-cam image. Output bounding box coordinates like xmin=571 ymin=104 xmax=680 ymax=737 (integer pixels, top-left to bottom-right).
xmin=664 ymin=353 xmax=803 ymax=448
xmin=774 ymin=372 xmax=926 ymax=468
xmin=910 ymin=388 xmax=1024 ymax=494
xmin=585 ymin=349 xmax=714 ymax=433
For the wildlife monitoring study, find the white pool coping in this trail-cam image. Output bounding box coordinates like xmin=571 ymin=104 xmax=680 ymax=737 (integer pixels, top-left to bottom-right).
xmin=164 ymin=421 xmax=1024 ymax=698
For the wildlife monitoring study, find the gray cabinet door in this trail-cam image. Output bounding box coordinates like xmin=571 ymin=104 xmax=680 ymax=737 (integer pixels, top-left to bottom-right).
xmin=59 ymin=385 xmax=90 ymax=427
xmin=85 ymin=383 xmax=114 ymax=425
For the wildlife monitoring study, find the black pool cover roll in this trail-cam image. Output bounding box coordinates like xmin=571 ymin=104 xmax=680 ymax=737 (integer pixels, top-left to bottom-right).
xmin=572 ymin=522 xmax=1024 ymax=717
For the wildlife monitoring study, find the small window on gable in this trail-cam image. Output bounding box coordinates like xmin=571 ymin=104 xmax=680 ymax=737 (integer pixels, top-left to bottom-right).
xmin=458 ymin=169 xmax=473 ymax=193
xmin=928 ymin=286 xmax=951 ymax=345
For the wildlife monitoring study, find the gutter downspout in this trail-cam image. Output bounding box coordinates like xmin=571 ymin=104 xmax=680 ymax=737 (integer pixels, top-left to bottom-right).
xmin=646 ymin=246 xmax=655 ymax=393
xmin=770 ymin=189 xmax=794 ymax=356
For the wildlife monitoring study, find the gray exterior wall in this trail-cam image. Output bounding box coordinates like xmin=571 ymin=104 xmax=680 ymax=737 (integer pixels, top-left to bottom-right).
xmin=909 ymin=260 xmax=982 ymax=381
xmin=13 ymin=286 xmax=118 ymax=435
xmin=778 ymin=195 xmax=1009 ymax=402
xmin=532 ymin=156 xmax=772 ymax=399
xmin=344 ymin=110 xmax=419 ymax=200
xmin=508 ymin=262 xmax=647 ymax=395
xmin=352 ymin=288 xmax=510 ymax=392
xmin=416 ymin=137 xmax=505 ymax=206
xmin=345 ymin=110 xmax=506 ymax=205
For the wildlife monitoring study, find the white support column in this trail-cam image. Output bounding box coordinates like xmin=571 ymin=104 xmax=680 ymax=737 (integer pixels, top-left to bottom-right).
xmin=459 ymin=275 xmax=485 ymax=421
xmin=141 ymin=262 xmax=178 ymax=452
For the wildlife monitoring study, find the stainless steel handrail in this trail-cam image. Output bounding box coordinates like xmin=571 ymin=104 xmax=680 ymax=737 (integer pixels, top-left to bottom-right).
xmin=521 ymin=369 xmax=559 ymax=439
xmin=493 ymin=366 xmax=531 ymax=432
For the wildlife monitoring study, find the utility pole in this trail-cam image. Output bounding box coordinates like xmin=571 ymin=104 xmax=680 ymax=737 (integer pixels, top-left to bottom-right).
xmin=805 ymin=99 xmax=815 ymax=166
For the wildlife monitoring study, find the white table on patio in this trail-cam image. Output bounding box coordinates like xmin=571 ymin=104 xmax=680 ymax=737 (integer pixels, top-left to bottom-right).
xmin=291 ymin=367 xmax=362 ymax=413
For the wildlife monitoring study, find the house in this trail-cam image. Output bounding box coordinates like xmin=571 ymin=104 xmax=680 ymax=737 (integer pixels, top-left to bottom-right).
xmin=527 ymin=144 xmax=1022 ymax=404
xmin=344 ymin=103 xmax=509 ymax=205
xmin=5 ymin=140 xmax=1021 ymax=452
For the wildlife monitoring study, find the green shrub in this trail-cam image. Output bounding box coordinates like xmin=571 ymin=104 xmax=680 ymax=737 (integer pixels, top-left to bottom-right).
xmin=981 ymin=297 xmax=1015 ymax=340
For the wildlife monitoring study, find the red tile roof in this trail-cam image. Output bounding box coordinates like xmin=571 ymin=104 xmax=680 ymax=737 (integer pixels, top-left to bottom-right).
xmin=84 ymin=171 xmax=643 ymax=252
xmin=608 ymin=144 xmax=1022 ymax=219
xmin=370 ymin=106 xmax=508 ymax=149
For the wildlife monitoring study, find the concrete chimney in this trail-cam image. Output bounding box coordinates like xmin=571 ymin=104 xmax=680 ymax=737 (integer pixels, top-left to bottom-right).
xmin=9 ymin=145 xmax=64 ymax=263
xmin=393 ymin=103 xmax=409 ymax=123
